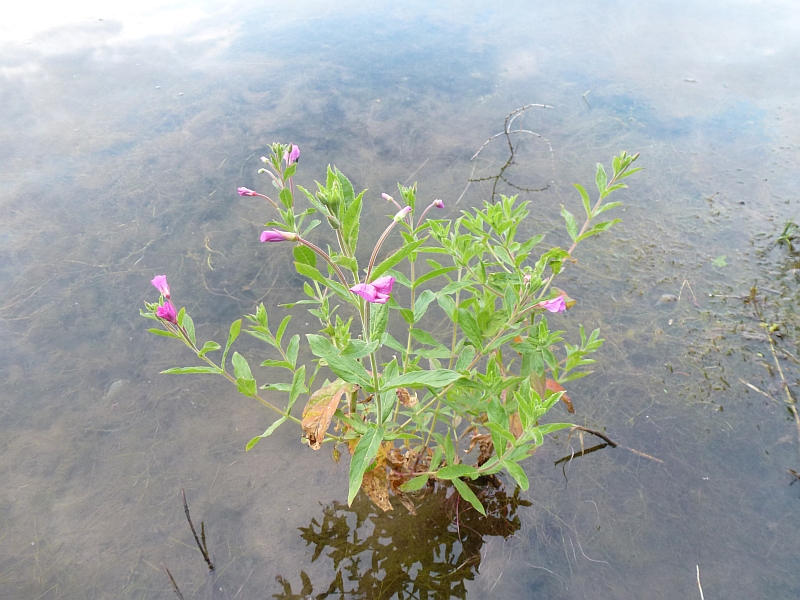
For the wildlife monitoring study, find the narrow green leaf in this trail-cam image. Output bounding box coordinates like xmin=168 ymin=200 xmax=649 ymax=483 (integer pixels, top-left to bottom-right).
xmin=443 ymin=434 xmax=455 ymax=465
xmin=457 ymin=308 xmax=483 ymax=350
xmin=593 ymin=201 xmax=623 ymax=217
xmin=575 ymin=219 xmax=621 ymax=243
xmin=412 ymin=289 xmax=437 ymax=323
xmin=222 ymin=319 xmax=241 ymax=371
xmin=294 ymin=262 xmax=353 ymax=302
xmin=436 ymin=464 xmax=479 ymax=480
xmin=561 ymin=206 xmax=579 ymax=241
xmin=275 ymin=315 xmax=291 ymax=347
xmin=574 ymin=183 xmax=592 ymax=219
xmin=454 ymin=346 xmax=476 ymax=372
xmin=148 ymin=328 xmax=180 ymax=339
xmin=279 ymin=187 xmax=292 ymax=208
xmin=286 ymin=334 xmax=300 ymax=367
xmin=348 ymin=426 xmax=384 ymax=505
xmin=503 ymin=460 xmax=530 ymax=491
xmin=451 ymin=478 xmax=486 ymax=515
xmin=289 ymin=365 xmax=306 ymax=407
xmin=232 ymin=352 xmax=254 ymax=381
xmin=198 ymin=341 xmax=221 ymax=357
xmin=399 ymin=475 xmax=430 ymax=492
xmin=261 ymin=359 xmax=294 ymax=370
xmin=342 ymin=190 xmax=363 ymax=251
xmin=383 ymin=369 xmax=462 ymax=390
xmin=246 ymin=416 xmax=288 ymax=450
xmin=294 ymin=244 xmax=317 ymax=269
xmin=370 ymin=237 xmax=427 ymax=281
xmin=236 ymin=377 xmax=257 ymax=397
xmin=306 ymin=334 xmax=373 ymax=389
xmin=595 ymin=163 xmax=608 ymax=196
xmin=183 ymin=314 xmax=196 ymax=347
xmin=370 ymin=302 xmax=389 ymax=340
xmin=413 ymin=266 xmax=457 ymax=289
xmin=161 ymin=366 xmax=221 ymax=374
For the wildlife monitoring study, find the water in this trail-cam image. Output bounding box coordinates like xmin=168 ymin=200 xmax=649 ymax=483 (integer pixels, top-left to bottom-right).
xmin=1 ymin=1 xmax=799 ymax=598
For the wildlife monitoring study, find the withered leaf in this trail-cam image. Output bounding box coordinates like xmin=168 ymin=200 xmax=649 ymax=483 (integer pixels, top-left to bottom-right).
xmin=396 ymin=387 xmax=418 ymax=408
xmin=361 ymin=454 xmax=393 ymax=512
xmin=546 ymin=379 xmax=574 ymax=413
xmin=508 ymin=412 xmax=523 ymax=438
xmin=302 ymin=379 xmax=357 ymax=450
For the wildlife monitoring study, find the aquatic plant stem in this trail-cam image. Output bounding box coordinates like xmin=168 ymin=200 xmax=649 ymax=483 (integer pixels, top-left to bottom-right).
xmin=765 ymin=324 xmax=800 ymax=463
xmin=181 ymin=488 xmax=214 ymax=571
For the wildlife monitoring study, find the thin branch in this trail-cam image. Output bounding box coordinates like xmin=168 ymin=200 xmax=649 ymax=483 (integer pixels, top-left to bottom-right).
xmin=181 ymin=488 xmax=214 ymax=571
xmin=161 ymin=563 xmax=185 ymax=600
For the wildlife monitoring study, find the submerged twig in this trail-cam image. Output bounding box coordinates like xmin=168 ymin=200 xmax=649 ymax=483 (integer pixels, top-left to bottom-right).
xmin=469 ymin=104 xmax=555 ymax=202
xmin=162 ymin=563 xmax=185 ymax=600
xmin=181 ymin=488 xmax=214 ymax=571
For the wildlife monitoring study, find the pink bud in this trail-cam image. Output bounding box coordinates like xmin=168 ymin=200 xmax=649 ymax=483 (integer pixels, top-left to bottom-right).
xmin=433 ymin=199 xmax=445 ymax=209
xmin=394 ymin=206 xmax=412 ymax=221
xmin=260 ymin=229 xmax=298 ymax=243
xmin=238 ymin=187 xmax=258 ymax=196
xmin=156 ymin=301 xmax=178 ymax=323
xmin=382 ymin=193 xmax=394 ymax=202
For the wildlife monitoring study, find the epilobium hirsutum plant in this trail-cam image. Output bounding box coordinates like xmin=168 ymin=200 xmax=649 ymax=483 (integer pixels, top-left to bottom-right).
xmin=142 ymin=142 xmax=640 ymax=514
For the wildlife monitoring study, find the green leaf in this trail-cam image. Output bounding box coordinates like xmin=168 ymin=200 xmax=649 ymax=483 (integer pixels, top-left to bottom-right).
xmin=280 ymin=336 xmax=298 ymax=369
xmin=412 ymin=290 xmax=437 ymax=323
xmin=561 ymin=206 xmax=579 ymax=241
xmin=457 ymin=308 xmax=483 ymax=350
xmin=430 ymin=445 xmax=444 ymax=471
xmin=222 ymin=319 xmax=241 ymax=371
xmin=232 ymin=352 xmax=254 ymax=381
xmin=575 ymin=219 xmax=621 ymax=242
xmin=348 ymin=425 xmax=384 ymax=505
xmin=370 ymin=302 xmax=389 ymax=340
xmin=436 ymin=464 xmax=479 ymax=480
xmin=451 ymin=478 xmax=486 ymax=516
xmin=502 ymin=460 xmax=530 ymax=491
xmin=161 ymin=366 xmax=221 ymax=374
xmin=443 ymin=433 xmax=455 ymax=465
xmin=289 ymin=365 xmax=307 ymax=407
xmin=370 ymin=237 xmax=427 ymax=281
xmin=342 ymin=190 xmax=363 ymax=251
xmin=293 ymin=244 xmax=317 ymax=268
xmin=574 ymin=183 xmax=592 ymax=219
xmin=260 ymin=359 xmax=294 ymax=370
xmin=454 ymin=346 xmax=476 ymax=372
xmin=198 ymin=341 xmax=221 ymax=357
xmin=384 ymin=369 xmax=462 ymax=390
xmin=595 ymin=163 xmax=608 ymax=196
xmin=409 ymin=328 xmax=446 ymax=347
xmin=183 ymin=314 xmax=196 ymax=347
xmin=275 ymin=315 xmax=292 ymax=347
xmin=306 ymin=334 xmax=373 ymax=389
xmin=341 ymin=339 xmax=380 ymax=359
xmin=294 ymin=262 xmax=353 ymax=302
xmin=593 ymin=201 xmax=623 ymax=217
xmin=148 ymin=328 xmax=180 ymax=339
xmin=413 ymin=266 xmax=457 ymax=289
xmin=399 ymin=475 xmax=430 ymax=492
xmin=246 ymin=416 xmax=287 ymax=451
xmin=279 ymin=187 xmax=292 ymax=208
xmin=236 ymin=377 xmax=257 ymax=397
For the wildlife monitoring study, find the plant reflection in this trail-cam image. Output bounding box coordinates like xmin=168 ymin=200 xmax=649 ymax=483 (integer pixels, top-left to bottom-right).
xmin=274 ymin=483 xmax=531 ymax=599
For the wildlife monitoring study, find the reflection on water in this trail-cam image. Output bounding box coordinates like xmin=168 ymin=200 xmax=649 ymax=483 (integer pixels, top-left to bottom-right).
xmin=1 ymin=0 xmax=800 ymax=598
xmin=275 ymin=484 xmax=530 ymax=599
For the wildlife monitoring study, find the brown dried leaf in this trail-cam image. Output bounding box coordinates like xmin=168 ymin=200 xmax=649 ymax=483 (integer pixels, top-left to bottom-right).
xmin=546 ymin=379 xmax=574 ymax=413
xmin=394 ymin=489 xmax=417 ymax=515
xmin=361 ymin=455 xmax=393 ymax=512
xmin=301 ymin=380 xmax=356 ymax=450
xmin=508 ymin=412 xmax=523 ymax=438
xmin=468 ymin=433 xmax=495 ymax=466
xmin=396 ymin=387 xmax=418 ymax=408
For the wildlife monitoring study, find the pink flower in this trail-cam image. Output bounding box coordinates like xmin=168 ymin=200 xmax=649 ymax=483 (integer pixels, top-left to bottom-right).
xmin=538 ymin=296 xmax=566 ymax=313
xmin=283 ymin=144 xmax=300 ymax=166
xmin=350 ymin=275 xmax=395 ymax=304
xmin=157 ymin=301 xmax=178 ymax=323
xmin=260 ymin=229 xmax=298 ymax=243
xmin=151 ymin=275 xmax=170 ymax=299
xmin=238 ymin=187 xmax=258 ymax=196
xmin=433 ymin=199 xmax=445 ymax=209
xmin=382 ymin=193 xmax=394 ymax=202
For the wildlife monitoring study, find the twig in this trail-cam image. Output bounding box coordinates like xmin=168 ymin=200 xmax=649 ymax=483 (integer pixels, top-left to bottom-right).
xmin=570 ymin=426 xmax=618 ymax=447
xmin=678 ymin=279 xmax=700 ymax=308
xmin=739 ymin=378 xmax=775 ymax=401
xmin=696 ymin=565 xmax=705 ymax=600
xmin=181 ymin=488 xmax=214 ymax=571
xmin=162 ymin=563 xmax=185 ymax=600
xmin=469 ymin=104 xmax=555 ymax=202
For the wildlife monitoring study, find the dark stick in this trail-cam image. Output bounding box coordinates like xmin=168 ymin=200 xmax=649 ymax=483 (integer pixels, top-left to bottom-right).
xmin=554 ymin=442 xmax=609 ymax=466
xmin=161 ymin=563 xmax=186 ymax=600
xmin=571 ymin=426 xmax=618 ymax=447
xmin=181 ymin=488 xmax=215 ymax=571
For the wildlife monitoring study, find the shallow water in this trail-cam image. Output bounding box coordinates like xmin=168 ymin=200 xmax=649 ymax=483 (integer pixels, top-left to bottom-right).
xmin=1 ymin=1 xmax=799 ymax=598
